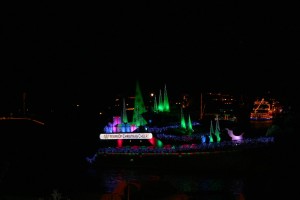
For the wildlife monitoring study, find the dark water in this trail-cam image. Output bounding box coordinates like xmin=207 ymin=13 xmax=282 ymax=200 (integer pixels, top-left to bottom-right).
xmin=84 ymin=167 xmax=273 ymax=199
xmin=1 ymin=159 xmax=295 ymax=200
xmin=0 ymin=119 xmax=297 ymax=199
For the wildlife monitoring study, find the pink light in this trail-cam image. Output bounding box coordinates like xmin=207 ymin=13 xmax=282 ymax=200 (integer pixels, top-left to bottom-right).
xmin=117 ymin=139 xmax=123 ymax=147
xmin=113 ymin=116 xmax=121 ymax=126
xmin=225 ymin=128 xmax=244 ymax=141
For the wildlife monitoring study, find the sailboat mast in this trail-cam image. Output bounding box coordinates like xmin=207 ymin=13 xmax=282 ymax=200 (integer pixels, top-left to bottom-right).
xmin=200 ymin=93 xmax=203 ymax=120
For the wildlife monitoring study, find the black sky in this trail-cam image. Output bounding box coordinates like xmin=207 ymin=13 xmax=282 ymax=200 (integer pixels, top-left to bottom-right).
xmin=1 ymin=2 xmax=299 ymax=109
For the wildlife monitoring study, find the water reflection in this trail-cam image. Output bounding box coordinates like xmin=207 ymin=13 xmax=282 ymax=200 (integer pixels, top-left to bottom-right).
xmin=88 ymin=167 xmax=247 ymax=199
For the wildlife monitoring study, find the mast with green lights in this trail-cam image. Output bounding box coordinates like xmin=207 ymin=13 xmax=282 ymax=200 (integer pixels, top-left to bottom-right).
xmin=163 ymin=84 xmax=170 ymax=112
xmin=132 ymin=81 xmax=147 ymax=127
xmin=187 ymin=114 xmax=193 ymax=132
xmin=158 ymin=89 xmax=164 ymax=112
xmin=180 ymin=108 xmax=186 ymax=129
xmin=153 ymin=95 xmax=158 ymax=112
xmin=121 ymin=98 xmax=128 ymax=124
xmin=209 ymin=120 xmax=214 ymax=143
xmin=214 ymin=115 xmax=221 ymax=142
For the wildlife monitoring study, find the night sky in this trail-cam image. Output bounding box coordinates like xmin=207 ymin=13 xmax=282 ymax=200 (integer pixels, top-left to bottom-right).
xmin=1 ymin=2 xmax=299 ymax=112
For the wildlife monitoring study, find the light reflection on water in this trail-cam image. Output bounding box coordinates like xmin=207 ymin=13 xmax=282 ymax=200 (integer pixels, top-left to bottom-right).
xmin=86 ymin=167 xmax=246 ymax=199
xmin=85 ymin=165 xmax=296 ymax=200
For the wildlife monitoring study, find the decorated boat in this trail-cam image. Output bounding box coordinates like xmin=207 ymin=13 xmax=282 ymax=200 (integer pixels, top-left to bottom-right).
xmin=250 ymin=98 xmax=282 ymax=121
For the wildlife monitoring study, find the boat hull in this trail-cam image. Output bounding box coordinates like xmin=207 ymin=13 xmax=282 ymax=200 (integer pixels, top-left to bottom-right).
xmin=91 ymin=144 xmax=277 ymax=175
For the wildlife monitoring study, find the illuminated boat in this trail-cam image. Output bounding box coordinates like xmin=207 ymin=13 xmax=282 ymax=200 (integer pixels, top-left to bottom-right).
xmin=90 ymin=83 xmax=276 ymax=171
xmin=250 ymin=98 xmax=280 ymax=121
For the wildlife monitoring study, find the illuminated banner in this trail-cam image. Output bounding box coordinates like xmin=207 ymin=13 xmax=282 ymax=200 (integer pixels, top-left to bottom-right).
xmin=100 ymin=133 xmax=153 ymax=140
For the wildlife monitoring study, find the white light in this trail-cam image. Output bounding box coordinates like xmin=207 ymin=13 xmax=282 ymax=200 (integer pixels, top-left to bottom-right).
xmin=99 ymin=133 xmax=153 ymax=140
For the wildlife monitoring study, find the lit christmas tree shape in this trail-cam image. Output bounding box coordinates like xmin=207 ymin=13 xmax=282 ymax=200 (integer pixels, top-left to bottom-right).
xmin=132 ymin=81 xmax=147 ymax=127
